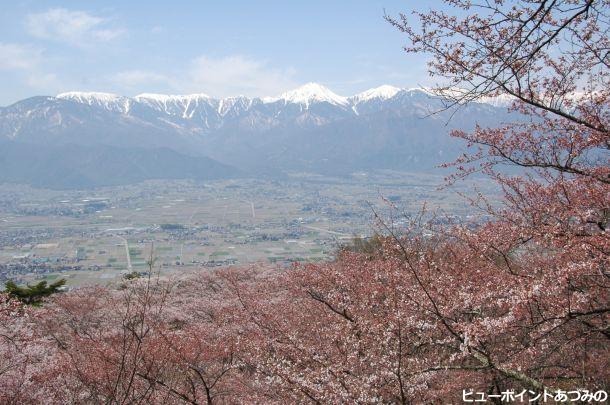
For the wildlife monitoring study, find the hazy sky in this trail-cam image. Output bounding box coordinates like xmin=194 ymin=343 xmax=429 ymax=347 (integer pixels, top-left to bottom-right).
xmin=0 ymin=0 xmax=441 ymax=105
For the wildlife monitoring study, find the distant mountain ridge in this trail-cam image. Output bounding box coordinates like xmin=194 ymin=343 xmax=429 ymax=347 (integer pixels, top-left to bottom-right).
xmin=52 ymin=83 xmax=511 ymax=116
xmin=0 ymin=141 xmax=240 ymax=189
xmin=0 ymin=83 xmax=516 ymax=188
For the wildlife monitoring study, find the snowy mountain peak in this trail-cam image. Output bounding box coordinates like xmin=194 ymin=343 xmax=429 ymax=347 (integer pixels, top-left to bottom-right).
xmin=134 ymin=93 xmax=211 ymax=102
xmin=408 ymin=87 xmax=515 ymax=107
xmin=269 ymin=82 xmax=348 ymax=107
xmin=56 ymin=91 xmax=130 ymax=113
xmin=217 ymin=96 xmax=254 ymax=116
xmin=352 ymin=85 xmax=402 ymax=102
xmin=57 ymin=91 xmax=125 ymax=103
xmin=134 ymin=93 xmax=215 ymax=119
xmin=478 ymin=93 xmax=515 ymax=107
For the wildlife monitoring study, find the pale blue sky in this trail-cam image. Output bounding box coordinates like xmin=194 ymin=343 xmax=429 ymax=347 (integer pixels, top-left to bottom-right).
xmin=0 ymin=0 xmax=441 ymax=106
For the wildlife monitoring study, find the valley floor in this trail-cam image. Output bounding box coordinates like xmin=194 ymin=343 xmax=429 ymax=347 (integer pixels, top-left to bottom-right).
xmin=0 ymin=170 xmax=496 ymax=288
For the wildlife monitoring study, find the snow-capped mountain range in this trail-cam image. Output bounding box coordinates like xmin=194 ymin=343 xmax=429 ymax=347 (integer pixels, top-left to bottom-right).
xmin=0 ymin=83 xmax=515 ymax=188
xmin=53 ymin=83 xmax=509 ymax=116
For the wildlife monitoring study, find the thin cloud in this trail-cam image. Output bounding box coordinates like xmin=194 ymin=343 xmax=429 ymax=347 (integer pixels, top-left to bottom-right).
xmin=26 ymin=8 xmax=125 ymax=47
xmin=25 ymin=72 xmax=60 ymax=90
xmin=0 ymin=42 xmax=62 ymax=94
xmin=110 ymin=70 xmax=171 ymax=89
xmin=0 ymin=43 xmax=41 ymax=70
xmin=184 ymin=55 xmax=298 ymax=97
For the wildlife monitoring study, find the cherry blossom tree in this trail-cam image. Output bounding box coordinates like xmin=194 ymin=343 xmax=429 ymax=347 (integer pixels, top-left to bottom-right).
xmin=32 ymin=274 xmax=259 ymax=404
xmin=1 ymin=292 xmax=66 ymax=404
